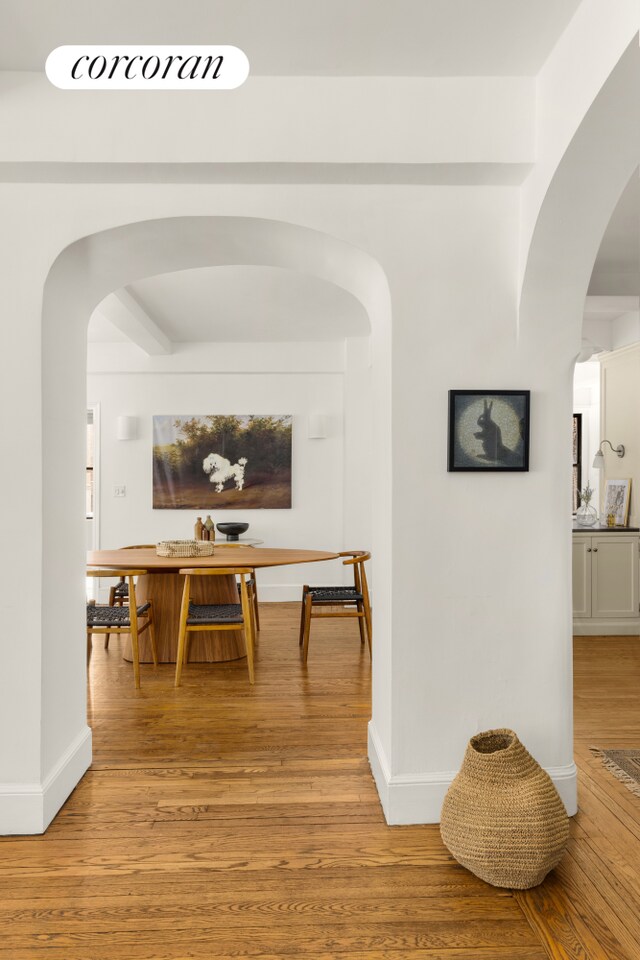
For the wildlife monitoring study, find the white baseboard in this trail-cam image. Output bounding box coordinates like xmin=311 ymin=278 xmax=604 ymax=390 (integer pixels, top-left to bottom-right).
xmin=0 ymin=726 xmax=92 ymax=835
xmin=255 ymin=585 xmax=304 ymax=602
xmin=546 ymin=761 xmax=578 ymax=816
xmin=573 ymin=618 xmax=640 ymax=636
xmin=368 ymin=721 xmax=577 ymax=824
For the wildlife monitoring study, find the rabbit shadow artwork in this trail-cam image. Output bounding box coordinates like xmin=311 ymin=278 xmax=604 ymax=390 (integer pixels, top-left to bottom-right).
xmin=448 ymin=391 xmax=530 ymax=472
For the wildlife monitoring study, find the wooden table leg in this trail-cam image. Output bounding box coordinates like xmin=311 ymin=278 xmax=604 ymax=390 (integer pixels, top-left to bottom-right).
xmin=124 ymin=573 xmax=247 ymax=663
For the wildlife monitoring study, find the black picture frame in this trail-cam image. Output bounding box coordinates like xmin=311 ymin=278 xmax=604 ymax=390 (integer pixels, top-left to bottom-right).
xmin=448 ymin=390 xmax=530 ymax=472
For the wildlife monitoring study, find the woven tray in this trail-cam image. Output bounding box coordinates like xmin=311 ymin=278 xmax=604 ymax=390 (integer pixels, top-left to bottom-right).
xmin=156 ymin=540 xmax=215 ymax=558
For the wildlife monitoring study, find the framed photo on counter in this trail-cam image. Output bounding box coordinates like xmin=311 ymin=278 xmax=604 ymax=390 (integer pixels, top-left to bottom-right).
xmin=604 ymin=478 xmax=632 ymax=526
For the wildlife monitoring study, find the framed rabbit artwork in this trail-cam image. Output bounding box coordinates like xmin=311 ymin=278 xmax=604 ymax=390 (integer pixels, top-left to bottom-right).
xmin=448 ymin=390 xmax=530 ymax=471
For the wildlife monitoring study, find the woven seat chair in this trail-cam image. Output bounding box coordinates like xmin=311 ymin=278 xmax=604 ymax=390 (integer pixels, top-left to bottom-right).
xmin=86 ymin=568 xmax=157 ymax=689
xmin=175 ymin=567 xmax=256 ymax=686
xmin=236 ymin=571 xmax=260 ymax=635
xmin=105 ymin=545 xmax=155 ymax=647
xmin=108 ymin=545 xmax=155 ymax=606
xmin=299 ymin=551 xmax=372 ymax=664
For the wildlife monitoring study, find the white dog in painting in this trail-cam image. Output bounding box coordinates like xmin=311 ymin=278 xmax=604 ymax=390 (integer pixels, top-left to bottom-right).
xmin=202 ymin=453 xmax=248 ymax=493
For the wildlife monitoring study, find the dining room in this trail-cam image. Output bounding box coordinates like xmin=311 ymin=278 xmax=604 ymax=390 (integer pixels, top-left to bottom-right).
xmin=87 ymin=276 xmax=373 ymax=604
xmin=85 ymin=260 xmax=375 ymax=679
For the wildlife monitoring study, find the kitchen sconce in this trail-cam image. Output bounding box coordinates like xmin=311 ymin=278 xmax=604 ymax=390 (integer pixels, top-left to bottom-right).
xmin=116 ymin=415 xmax=138 ymax=441
xmin=308 ymin=414 xmax=327 ymax=439
xmin=593 ymin=439 xmax=625 ymax=469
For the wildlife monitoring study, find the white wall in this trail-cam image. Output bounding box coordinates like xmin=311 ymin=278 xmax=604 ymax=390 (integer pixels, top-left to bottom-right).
xmin=87 ymin=338 xmax=372 ymax=598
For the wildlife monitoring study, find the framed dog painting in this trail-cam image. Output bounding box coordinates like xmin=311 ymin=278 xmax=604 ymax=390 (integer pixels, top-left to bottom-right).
xmin=448 ymin=390 xmax=530 ymax=472
xmin=153 ymin=414 xmax=292 ymax=508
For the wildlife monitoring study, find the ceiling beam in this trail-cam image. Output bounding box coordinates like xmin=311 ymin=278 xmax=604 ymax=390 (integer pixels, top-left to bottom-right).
xmin=95 ymin=288 xmax=172 ymax=355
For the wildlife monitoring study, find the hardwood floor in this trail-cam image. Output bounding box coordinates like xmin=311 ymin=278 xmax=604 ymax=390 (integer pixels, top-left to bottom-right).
xmin=518 ymin=636 xmax=640 ymax=960
xmin=0 ymin=612 xmax=638 ymax=959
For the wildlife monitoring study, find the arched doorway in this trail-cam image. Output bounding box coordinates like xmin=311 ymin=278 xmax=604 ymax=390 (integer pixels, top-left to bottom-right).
xmin=38 ymin=215 xmax=392 ymax=830
xmin=517 ymin=37 xmax=639 ymax=816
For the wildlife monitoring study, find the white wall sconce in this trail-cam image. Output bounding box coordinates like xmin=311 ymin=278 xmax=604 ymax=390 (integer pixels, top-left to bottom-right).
xmin=593 ymin=438 xmax=625 ymax=468
xmin=308 ymin=414 xmax=327 ymax=439
xmin=116 ymin=415 xmax=138 ymax=441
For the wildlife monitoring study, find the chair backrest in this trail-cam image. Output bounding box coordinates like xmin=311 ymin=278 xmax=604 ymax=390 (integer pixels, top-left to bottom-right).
xmin=339 ymin=551 xmax=371 ymax=565
xmin=338 ymin=551 xmax=371 ymax=599
xmin=178 ymin=567 xmax=254 ymax=614
xmin=86 ymin=569 xmax=147 ymax=611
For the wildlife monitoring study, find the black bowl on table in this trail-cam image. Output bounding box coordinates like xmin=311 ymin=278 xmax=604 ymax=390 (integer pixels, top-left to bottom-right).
xmin=216 ymin=522 xmax=249 ymax=541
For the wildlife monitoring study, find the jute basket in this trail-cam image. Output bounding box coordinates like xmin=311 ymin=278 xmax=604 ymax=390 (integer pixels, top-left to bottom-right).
xmin=156 ymin=540 xmax=215 ymax=558
xmin=440 ymin=728 xmax=569 ymax=889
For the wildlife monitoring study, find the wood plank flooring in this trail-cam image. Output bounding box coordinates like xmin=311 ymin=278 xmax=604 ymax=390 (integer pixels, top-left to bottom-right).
xmin=1 ymin=611 xmax=638 ymax=959
xmin=517 ymin=635 xmax=640 ymax=960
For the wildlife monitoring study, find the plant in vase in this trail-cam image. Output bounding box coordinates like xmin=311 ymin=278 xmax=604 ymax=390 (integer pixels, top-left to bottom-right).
xmin=576 ymin=484 xmax=598 ymax=526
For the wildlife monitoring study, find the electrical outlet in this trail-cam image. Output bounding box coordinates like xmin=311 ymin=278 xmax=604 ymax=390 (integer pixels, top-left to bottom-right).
xmin=113 ymin=484 xmax=126 ymax=497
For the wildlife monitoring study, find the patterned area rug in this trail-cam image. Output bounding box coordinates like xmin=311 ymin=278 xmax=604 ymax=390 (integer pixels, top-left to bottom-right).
xmin=591 ymin=748 xmax=640 ymax=798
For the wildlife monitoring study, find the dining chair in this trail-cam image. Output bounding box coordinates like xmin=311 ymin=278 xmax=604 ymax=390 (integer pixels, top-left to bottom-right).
xmin=106 ymin=545 xmax=155 ymax=648
xmin=215 ymin=543 xmax=261 ymax=634
xmin=236 ymin=571 xmax=260 ymax=635
xmin=86 ymin=568 xmax=157 ymax=689
xmin=299 ymin=551 xmax=372 ymax=665
xmin=175 ymin=567 xmax=256 ymax=686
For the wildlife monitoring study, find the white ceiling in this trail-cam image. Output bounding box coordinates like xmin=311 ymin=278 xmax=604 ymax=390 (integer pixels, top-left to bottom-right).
xmin=1 ymin=0 xmax=581 ymax=76
xmin=89 ymin=266 xmax=369 ymax=344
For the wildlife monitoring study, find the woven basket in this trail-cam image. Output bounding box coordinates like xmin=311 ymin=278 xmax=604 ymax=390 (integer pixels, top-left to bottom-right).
xmin=156 ymin=540 xmax=215 ymax=558
xmin=440 ymin=728 xmax=569 ymax=889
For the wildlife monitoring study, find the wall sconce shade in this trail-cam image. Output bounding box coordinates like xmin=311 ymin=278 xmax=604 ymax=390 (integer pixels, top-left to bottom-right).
xmin=593 ymin=439 xmax=625 ymax=469
xmin=116 ymin=415 xmax=138 ymax=441
xmin=308 ymin=414 xmax=327 ymax=439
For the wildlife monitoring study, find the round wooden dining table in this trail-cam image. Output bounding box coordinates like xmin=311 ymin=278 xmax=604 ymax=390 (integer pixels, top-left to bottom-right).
xmin=87 ymin=546 xmax=338 ymax=663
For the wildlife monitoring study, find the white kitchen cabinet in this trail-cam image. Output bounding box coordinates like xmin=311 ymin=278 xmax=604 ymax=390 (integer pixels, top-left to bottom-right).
xmin=572 ymin=532 xmax=640 ymax=635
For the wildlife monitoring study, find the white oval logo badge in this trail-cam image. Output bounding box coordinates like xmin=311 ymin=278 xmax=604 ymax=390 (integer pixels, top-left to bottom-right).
xmin=46 ymin=46 xmax=249 ymax=90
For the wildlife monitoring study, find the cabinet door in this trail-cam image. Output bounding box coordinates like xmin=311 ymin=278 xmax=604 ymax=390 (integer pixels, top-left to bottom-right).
xmin=572 ymin=538 xmax=591 ymax=618
xmin=591 ymin=537 xmax=640 ymax=619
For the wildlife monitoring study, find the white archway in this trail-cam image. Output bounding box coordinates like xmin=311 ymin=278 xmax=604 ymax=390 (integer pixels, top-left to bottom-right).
xmin=37 ymin=215 xmax=392 ymax=831
xmin=519 ymin=38 xmax=639 ymax=346
xmin=516 ymin=36 xmax=639 ymax=812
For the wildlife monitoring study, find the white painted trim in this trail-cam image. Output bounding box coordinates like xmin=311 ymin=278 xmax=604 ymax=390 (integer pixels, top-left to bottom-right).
xmin=254 ymin=585 xmax=305 ymax=602
xmin=573 ymin=619 xmax=640 ymax=635
xmin=368 ymin=722 xmax=577 ymax=824
xmin=546 ymin=762 xmax=578 ymax=817
xmin=0 ymin=726 xmax=92 ymax=835
xmin=367 ymin=719 xmax=392 ymax=814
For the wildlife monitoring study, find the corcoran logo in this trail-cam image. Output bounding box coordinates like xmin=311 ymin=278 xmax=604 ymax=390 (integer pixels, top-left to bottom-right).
xmin=46 ymin=45 xmax=249 ymax=90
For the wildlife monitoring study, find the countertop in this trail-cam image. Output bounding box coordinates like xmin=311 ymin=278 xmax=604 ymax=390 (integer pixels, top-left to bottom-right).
xmin=572 ymin=523 xmax=639 ymax=532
